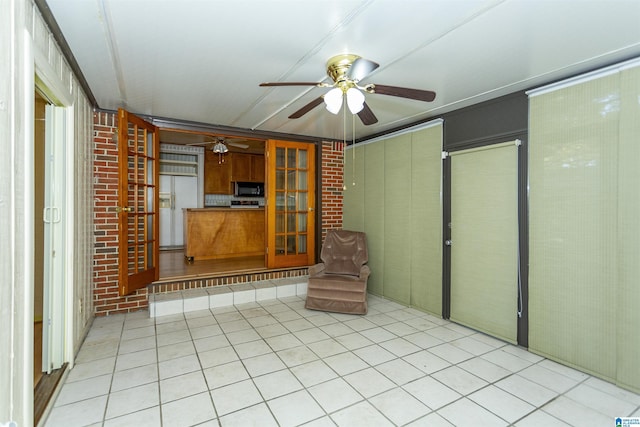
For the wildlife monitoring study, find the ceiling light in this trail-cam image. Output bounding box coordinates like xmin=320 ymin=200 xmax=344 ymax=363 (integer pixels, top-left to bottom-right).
xmin=346 ymin=87 xmax=365 ymax=114
xmin=324 ymin=88 xmax=343 ymax=114
xmin=212 ymin=141 xmax=228 ymax=154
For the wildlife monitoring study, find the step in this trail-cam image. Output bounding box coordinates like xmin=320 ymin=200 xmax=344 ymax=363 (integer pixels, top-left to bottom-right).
xmin=149 ymin=276 xmax=309 ymax=318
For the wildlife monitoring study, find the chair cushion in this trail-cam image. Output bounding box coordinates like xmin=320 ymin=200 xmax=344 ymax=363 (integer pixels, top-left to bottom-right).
xmin=321 ymin=230 xmax=368 ymax=276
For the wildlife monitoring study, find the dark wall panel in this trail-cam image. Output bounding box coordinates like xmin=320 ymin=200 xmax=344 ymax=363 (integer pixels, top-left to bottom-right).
xmin=444 ymin=92 xmax=528 ymax=151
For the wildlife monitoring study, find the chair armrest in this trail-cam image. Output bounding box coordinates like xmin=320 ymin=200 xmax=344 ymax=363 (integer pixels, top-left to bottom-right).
xmin=359 ymin=265 xmax=371 ymax=280
xmin=308 ymin=263 xmax=326 ymax=276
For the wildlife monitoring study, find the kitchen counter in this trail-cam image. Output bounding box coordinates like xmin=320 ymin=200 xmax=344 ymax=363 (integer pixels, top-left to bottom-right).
xmin=183 ymin=208 xmax=265 ymax=261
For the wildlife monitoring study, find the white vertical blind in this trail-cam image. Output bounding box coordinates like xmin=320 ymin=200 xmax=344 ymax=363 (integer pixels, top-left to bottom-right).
xmin=449 ymin=141 xmax=519 ymax=343
xmin=42 ymin=105 xmax=67 ymax=373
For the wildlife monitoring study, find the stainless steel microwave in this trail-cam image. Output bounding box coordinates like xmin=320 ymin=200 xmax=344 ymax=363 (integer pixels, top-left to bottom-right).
xmin=234 ymin=181 xmax=264 ymax=197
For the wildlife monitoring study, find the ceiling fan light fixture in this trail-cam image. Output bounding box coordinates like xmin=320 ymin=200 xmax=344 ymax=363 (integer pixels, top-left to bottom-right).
xmin=212 ymin=141 xmax=229 ymax=154
xmin=346 ymin=87 xmax=365 ymax=114
xmin=324 ymin=87 xmax=343 ymax=114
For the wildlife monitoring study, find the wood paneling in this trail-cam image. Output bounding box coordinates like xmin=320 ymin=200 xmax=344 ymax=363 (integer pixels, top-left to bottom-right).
xmin=184 ymin=208 xmax=265 ymax=261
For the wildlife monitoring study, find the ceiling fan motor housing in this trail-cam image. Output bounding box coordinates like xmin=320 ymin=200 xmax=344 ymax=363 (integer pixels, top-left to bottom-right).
xmin=326 ymin=54 xmax=360 ymax=86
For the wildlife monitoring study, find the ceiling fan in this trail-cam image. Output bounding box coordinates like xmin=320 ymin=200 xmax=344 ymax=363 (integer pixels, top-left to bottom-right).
xmin=187 ymin=136 xmax=250 ymax=163
xmin=187 ymin=136 xmax=250 ymax=152
xmin=260 ymin=54 xmax=436 ymax=125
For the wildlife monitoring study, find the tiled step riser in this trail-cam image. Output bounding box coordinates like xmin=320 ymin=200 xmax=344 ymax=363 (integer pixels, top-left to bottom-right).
xmin=149 ymin=278 xmax=308 ymax=318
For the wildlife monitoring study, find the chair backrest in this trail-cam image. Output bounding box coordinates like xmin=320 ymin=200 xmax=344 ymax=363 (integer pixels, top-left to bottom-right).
xmin=321 ymin=229 xmax=368 ymax=276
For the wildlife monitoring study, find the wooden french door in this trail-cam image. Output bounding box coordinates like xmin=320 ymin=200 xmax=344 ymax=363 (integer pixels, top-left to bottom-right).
xmin=266 ymin=140 xmax=316 ymax=268
xmin=117 ymin=108 xmax=159 ymax=295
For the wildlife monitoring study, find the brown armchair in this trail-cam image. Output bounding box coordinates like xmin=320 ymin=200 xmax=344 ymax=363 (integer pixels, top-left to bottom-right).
xmin=305 ymin=229 xmax=370 ymax=315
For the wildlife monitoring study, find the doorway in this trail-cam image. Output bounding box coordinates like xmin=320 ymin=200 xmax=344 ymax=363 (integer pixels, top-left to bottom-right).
xmin=154 ymin=130 xmax=317 ymax=282
xmin=33 ymin=90 xmax=68 ymax=424
xmin=448 ymin=140 xmax=521 ymax=344
xmin=156 ymin=130 xmax=269 ymax=281
xmin=34 ymin=91 xmax=46 ymax=388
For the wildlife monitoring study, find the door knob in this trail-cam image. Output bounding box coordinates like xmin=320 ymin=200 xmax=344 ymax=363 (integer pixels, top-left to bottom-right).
xmin=445 ymin=239 xmax=453 ymax=246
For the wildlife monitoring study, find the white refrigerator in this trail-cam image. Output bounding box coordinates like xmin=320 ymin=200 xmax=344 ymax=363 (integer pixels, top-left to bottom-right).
xmin=159 ymin=175 xmax=198 ymax=248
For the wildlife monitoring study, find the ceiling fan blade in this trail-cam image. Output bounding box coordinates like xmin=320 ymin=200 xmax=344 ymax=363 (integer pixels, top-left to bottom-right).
xmin=357 ymin=101 xmax=378 ymax=125
xmin=366 ymin=84 xmax=436 ymax=102
xmin=260 ymin=82 xmax=323 ymax=87
xmin=227 ymin=141 xmax=250 ymax=149
xmin=347 ymin=58 xmax=379 ymax=82
xmin=185 ymin=142 xmax=210 ymax=146
xmin=288 ymin=96 xmax=325 ymax=119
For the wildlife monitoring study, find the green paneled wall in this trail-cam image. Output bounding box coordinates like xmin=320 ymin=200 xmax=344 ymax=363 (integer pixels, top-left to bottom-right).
xmin=410 ymin=127 xmax=443 ymax=314
xmin=343 ymin=122 xmax=443 ymax=314
xmin=383 ymin=134 xmax=413 ymax=304
xmin=363 ymin=142 xmax=385 ymax=296
xmin=342 ymin=144 xmax=365 ymax=232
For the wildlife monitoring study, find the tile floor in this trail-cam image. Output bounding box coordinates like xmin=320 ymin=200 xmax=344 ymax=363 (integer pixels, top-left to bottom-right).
xmin=44 ymin=294 xmax=640 ymax=427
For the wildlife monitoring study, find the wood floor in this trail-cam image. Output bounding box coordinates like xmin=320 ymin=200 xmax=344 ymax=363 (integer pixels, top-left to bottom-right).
xmin=34 ymin=320 xmax=43 ymax=387
xmin=159 ymin=249 xmax=266 ymax=281
xmin=34 ymin=364 xmax=66 ymax=426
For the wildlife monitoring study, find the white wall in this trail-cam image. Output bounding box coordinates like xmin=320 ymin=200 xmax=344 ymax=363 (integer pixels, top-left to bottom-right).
xmin=0 ymin=0 xmax=94 ymax=425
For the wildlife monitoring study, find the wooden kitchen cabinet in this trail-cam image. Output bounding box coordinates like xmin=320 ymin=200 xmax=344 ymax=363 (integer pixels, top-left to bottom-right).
xmin=204 ymin=150 xmax=232 ymax=194
xmin=231 ymin=153 xmax=252 ymax=182
xmin=252 ymin=154 xmax=265 ymax=182
xmin=231 ymin=153 xmax=265 ymax=182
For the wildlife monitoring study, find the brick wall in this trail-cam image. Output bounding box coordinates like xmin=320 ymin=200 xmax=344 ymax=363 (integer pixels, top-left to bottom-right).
xmin=92 ymin=111 xmax=343 ymax=315
xmin=93 ymin=112 xmax=148 ymax=315
xmin=320 ymin=141 xmax=345 ymax=241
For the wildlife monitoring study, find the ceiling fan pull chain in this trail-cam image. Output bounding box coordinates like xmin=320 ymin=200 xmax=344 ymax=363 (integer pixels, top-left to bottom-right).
xmin=342 ymin=96 xmax=348 ymax=191
xmin=352 ymin=113 xmax=356 ymax=187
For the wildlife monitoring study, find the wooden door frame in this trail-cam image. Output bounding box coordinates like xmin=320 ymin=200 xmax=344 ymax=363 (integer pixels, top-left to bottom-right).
xmin=117 ymin=108 xmax=160 ymax=295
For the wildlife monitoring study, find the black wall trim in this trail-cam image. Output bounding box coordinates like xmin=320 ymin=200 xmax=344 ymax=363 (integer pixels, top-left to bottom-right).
xmin=517 ymin=136 xmax=529 ymax=348
xmin=444 ymin=92 xmax=528 ymax=150
xmin=441 ymin=155 xmax=452 ymax=320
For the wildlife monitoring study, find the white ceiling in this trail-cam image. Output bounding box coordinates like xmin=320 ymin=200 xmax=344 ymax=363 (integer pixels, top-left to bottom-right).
xmin=44 ymin=0 xmax=640 ymax=142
